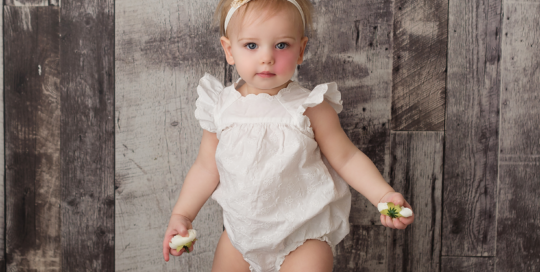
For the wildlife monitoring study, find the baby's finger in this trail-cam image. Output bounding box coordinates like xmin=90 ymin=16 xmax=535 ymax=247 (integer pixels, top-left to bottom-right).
xmin=392 ymin=218 xmax=407 ymax=229
xmin=380 ymin=214 xmax=388 ymax=227
xmin=399 ymin=213 xmax=415 ymax=225
xmin=170 ymin=247 xmax=184 ymax=257
xmin=385 ymin=215 xmax=396 ymax=229
xmin=163 ymin=234 xmax=175 ymax=261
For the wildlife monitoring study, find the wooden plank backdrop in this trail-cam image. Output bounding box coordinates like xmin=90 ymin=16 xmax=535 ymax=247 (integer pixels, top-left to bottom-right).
xmin=2 ymin=0 xmax=540 ymax=271
xmin=443 ymin=0 xmax=501 ymax=257
xmin=4 ymin=6 xmax=60 ymax=271
xmin=0 ymin=3 xmax=4 ymax=272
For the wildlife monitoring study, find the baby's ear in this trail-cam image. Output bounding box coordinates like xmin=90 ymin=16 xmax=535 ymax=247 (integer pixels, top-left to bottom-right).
xmin=297 ymin=36 xmax=309 ymax=65
xmin=220 ymin=36 xmax=235 ymax=65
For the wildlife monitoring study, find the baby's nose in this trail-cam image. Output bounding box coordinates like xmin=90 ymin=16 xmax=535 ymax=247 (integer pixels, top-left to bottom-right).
xmin=260 ymin=48 xmax=275 ymax=64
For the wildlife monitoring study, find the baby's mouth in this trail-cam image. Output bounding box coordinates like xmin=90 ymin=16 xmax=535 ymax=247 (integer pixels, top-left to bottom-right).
xmin=257 ymin=71 xmax=276 ymax=78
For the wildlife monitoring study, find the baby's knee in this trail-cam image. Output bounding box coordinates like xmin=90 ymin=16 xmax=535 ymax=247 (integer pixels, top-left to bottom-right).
xmin=280 ymin=239 xmax=333 ymax=272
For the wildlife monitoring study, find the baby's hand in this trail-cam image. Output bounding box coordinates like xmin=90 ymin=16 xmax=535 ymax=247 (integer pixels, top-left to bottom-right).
xmin=162 ymin=214 xmax=196 ymax=261
xmin=378 ymin=192 xmax=414 ymax=229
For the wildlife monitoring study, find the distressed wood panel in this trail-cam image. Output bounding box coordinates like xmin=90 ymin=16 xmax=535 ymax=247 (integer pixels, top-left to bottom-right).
xmin=497 ymin=2 xmax=540 ymax=271
xmin=0 ymin=4 xmax=4 ymax=272
xmin=5 ymin=0 xmax=48 ymax=6
xmin=115 ymin=0 xmax=224 ymax=270
xmin=299 ymin=0 xmax=393 ymax=227
xmin=4 ymin=6 xmax=61 ymax=271
xmin=391 ymin=0 xmax=447 ymax=131
xmin=296 ymin=0 xmax=393 ymax=268
xmin=59 ymin=1 xmax=114 ymax=271
xmin=441 ymin=257 xmax=494 ymax=272
xmin=442 ymin=0 xmax=501 ymax=256
xmin=333 ymin=225 xmax=387 ymax=271
xmin=387 ymin=132 xmax=443 ymax=272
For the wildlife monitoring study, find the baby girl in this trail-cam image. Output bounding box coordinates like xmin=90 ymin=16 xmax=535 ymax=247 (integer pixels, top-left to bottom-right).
xmin=162 ymin=0 xmax=414 ymax=271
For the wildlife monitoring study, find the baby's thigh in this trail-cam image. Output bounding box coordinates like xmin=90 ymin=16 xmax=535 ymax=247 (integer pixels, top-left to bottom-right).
xmin=280 ymin=239 xmax=333 ymax=272
xmin=211 ymin=230 xmax=250 ymax=272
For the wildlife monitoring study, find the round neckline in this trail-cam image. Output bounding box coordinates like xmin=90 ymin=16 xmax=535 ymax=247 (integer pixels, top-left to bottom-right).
xmin=232 ymin=79 xmax=296 ymax=100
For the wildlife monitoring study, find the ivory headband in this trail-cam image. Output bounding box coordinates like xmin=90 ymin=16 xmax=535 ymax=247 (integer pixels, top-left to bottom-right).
xmin=224 ymin=0 xmax=305 ymax=32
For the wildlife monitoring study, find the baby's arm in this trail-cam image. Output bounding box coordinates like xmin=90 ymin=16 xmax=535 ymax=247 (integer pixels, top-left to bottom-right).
xmin=304 ymin=101 xmax=414 ymax=229
xmin=162 ymin=129 xmax=220 ymax=261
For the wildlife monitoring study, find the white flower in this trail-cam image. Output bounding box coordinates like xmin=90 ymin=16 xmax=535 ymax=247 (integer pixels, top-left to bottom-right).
xmin=169 ymin=229 xmax=197 ymax=250
xmin=399 ymin=208 xmax=413 ymax=217
xmin=378 ymin=202 xmax=389 ymax=212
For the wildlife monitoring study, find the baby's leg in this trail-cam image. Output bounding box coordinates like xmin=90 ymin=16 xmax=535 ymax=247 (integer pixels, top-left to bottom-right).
xmin=211 ymin=230 xmax=251 ymax=272
xmin=280 ymin=239 xmax=333 ymax=272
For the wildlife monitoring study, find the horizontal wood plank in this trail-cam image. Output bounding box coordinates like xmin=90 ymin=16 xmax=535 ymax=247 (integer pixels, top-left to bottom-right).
xmin=4 ymin=6 xmax=61 ymax=271
xmin=387 ymin=132 xmax=443 ymax=272
xmin=441 ymin=257 xmax=494 ymax=272
xmin=497 ymin=2 xmax=540 ymax=271
xmin=115 ymin=0 xmax=224 ymax=270
xmin=5 ymin=0 xmax=48 ymax=6
xmin=391 ymin=0 xmax=448 ymax=131
xmin=442 ymin=0 xmax=501 ymax=256
xmin=60 ymin=1 xmax=115 ymax=271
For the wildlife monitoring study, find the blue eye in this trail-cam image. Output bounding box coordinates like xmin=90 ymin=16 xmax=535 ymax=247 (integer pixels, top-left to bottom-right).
xmin=276 ymin=42 xmax=288 ymax=49
xmin=246 ymin=43 xmax=257 ymax=50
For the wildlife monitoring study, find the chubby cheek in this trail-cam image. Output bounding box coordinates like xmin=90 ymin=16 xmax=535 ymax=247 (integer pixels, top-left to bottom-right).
xmin=274 ymin=49 xmax=298 ymax=75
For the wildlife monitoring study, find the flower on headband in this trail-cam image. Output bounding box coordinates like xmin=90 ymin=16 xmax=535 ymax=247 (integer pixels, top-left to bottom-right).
xmin=231 ymin=0 xmax=251 ymax=8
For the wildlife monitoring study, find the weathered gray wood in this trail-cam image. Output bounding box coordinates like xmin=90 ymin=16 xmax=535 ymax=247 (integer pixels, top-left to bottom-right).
xmin=333 ymin=225 xmax=387 ymax=271
xmin=442 ymin=0 xmax=501 ymax=256
xmin=497 ymin=2 xmax=540 ymax=271
xmin=0 ymin=4 xmax=4 ymax=272
xmin=387 ymin=132 xmax=443 ymax=272
xmin=391 ymin=0 xmax=447 ymax=131
xmin=296 ymin=0 xmax=393 ymax=268
xmin=441 ymin=257 xmax=494 ymax=272
xmin=5 ymin=0 xmax=48 ymax=6
xmin=4 ymin=6 xmax=61 ymax=271
xmin=59 ymin=1 xmax=114 ymax=271
xmin=115 ymin=0 xmax=224 ymax=270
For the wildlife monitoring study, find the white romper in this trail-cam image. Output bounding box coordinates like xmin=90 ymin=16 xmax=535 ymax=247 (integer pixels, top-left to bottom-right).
xmin=195 ymin=74 xmax=351 ymax=272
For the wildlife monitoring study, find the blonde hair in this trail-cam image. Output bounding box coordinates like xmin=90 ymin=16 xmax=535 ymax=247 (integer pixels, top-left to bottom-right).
xmin=214 ymin=0 xmax=313 ymax=37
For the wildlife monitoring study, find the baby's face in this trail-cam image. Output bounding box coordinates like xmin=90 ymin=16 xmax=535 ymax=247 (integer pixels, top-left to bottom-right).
xmin=221 ymin=8 xmax=308 ymax=93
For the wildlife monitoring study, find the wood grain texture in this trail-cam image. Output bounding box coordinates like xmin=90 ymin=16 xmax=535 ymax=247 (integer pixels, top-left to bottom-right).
xmin=0 ymin=4 xmax=4 ymax=272
xmin=387 ymin=132 xmax=443 ymax=272
xmin=115 ymin=0 xmax=224 ymax=270
xmin=59 ymin=1 xmax=114 ymax=271
xmin=441 ymin=257 xmax=494 ymax=272
xmin=333 ymin=225 xmax=387 ymax=271
xmin=442 ymin=0 xmax=501 ymax=256
xmin=497 ymin=2 xmax=540 ymax=271
xmin=299 ymin=0 xmax=393 ymax=227
xmin=5 ymin=0 xmax=48 ymax=6
xmin=296 ymin=0 xmax=393 ymax=268
xmin=391 ymin=0 xmax=448 ymax=131
xmin=4 ymin=6 xmax=61 ymax=271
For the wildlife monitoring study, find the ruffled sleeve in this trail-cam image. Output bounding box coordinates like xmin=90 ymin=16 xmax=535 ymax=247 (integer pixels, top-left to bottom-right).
xmin=194 ymin=73 xmax=224 ymax=133
xmin=297 ymin=82 xmax=343 ymax=114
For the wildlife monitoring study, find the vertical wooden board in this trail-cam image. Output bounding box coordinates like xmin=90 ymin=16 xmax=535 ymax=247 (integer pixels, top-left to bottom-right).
xmin=115 ymin=0 xmax=224 ymax=270
xmin=333 ymin=225 xmax=387 ymax=271
xmin=387 ymin=132 xmax=443 ymax=272
xmin=391 ymin=0 xmax=448 ymax=131
xmin=5 ymin=0 xmax=48 ymax=6
xmin=441 ymin=257 xmax=494 ymax=272
xmin=299 ymin=0 xmax=393 ymax=226
xmin=4 ymin=6 xmax=61 ymax=271
xmin=442 ymin=0 xmax=501 ymax=256
xmin=0 ymin=3 xmax=4 ymax=272
xmin=497 ymin=2 xmax=540 ymax=271
xmin=297 ymin=0 xmax=393 ymax=267
xmin=60 ymin=1 xmax=114 ymax=271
